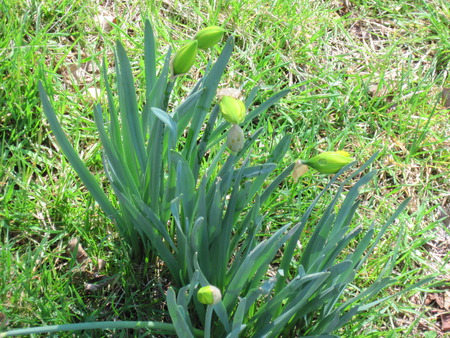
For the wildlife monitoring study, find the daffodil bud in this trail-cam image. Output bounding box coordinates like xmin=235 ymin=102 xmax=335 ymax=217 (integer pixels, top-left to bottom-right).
xmin=301 ymin=151 xmax=355 ymax=174
xmin=197 ymin=285 xmax=222 ymax=305
xmin=220 ymin=96 xmax=246 ymax=125
xmin=227 ymin=124 xmax=245 ymax=153
xmin=194 ymin=26 xmax=226 ymax=49
xmin=172 ymin=40 xmax=198 ymax=76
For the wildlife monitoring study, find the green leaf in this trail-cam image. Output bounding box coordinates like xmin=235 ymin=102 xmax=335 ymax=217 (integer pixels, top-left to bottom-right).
xmin=38 ymin=82 xmax=117 ymax=221
xmin=101 ymin=59 xmax=121 ymax=153
xmin=253 ymin=272 xmax=331 ymax=336
xmin=115 ymin=40 xmax=147 ymax=173
xmin=183 ymin=36 xmax=234 ymax=164
xmin=172 ymin=151 xmax=197 ymax=223
xmin=166 ymin=288 xmax=195 ymax=338
xmin=145 ymin=47 xmax=171 ymax=112
xmin=174 ymin=88 xmax=206 ymax=137
xmin=144 ymin=19 xmax=157 ymax=98
xmin=231 ymin=297 xmax=247 ymax=334
xmin=151 ymin=107 xmax=177 ymax=150
xmin=193 ymin=104 xmax=221 ymax=178
xmin=223 ymin=223 xmax=293 ymax=311
xmin=93 ymin=104 xmax=140 ymax=197
xmin=193 ymin=260 xmax=231 ymax=333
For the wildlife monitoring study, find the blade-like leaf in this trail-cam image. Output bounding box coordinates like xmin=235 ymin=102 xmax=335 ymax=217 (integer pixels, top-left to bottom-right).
xmin=38 ymin=81 xmax=117 ymax=220
xmin=166 ymin=288 xmax=195 ymax=338
xmin=144 ymin=19 xmax=157 ymax=98
xmin=116 ymin=41 xmax=147 ymax=172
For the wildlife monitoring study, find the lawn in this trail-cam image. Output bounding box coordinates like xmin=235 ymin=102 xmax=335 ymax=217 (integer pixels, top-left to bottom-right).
xmin=1 ymin=0 xmax=449 ymax=336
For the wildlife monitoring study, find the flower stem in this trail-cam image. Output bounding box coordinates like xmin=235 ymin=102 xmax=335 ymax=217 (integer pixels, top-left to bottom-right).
xmin=204 ymin=305 xmax=214 ymax=338
xmin=163 ymin=79 xmax=175 ymax=109
xmin=0 ymin=321 xmax=204 ymax=337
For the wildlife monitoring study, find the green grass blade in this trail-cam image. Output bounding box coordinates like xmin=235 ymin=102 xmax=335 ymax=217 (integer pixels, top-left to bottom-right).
xmin=357 ymin=277 xmax=434 ymax=312
xmin=244 ymin=85 xmax=260 ymax=107
xmin=356 ymin=197 xmax=411 ymax=270
xmin=243 ymin=88 xmax=290 ymax=124
xmin=260 ymin=163 xmax=294 ymax=204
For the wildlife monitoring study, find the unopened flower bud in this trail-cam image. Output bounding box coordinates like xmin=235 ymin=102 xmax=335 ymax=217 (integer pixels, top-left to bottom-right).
xmin=197 ymin=285 xmax=222 ymax=305
xmin=172 ymin=40 xmax=198 ymax=76
xmin=194 ymin=26 xmax=226 ymax=50
xmin=227 ymin=124 xmax=245 ymax=153
xmin=220 ymin=96 xmax=246 ymax=124
xmin=301 ymin=151 xmax=355 ymax=174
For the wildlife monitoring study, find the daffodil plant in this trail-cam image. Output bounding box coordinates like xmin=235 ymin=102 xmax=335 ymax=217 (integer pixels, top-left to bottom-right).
xmin=30 ymin=19 xmax=431 ymax=338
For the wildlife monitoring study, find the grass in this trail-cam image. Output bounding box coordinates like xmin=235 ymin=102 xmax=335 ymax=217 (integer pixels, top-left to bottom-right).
xmin=1 ymin=0 xmax=449 ymax=336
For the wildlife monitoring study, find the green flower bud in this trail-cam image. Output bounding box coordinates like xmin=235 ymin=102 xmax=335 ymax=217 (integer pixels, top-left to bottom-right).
xmin=194 ymin=26 xmax=226 ymax=49
xmin=226 ymin=124 xmax=245 ymax=153
xmin=301 ymin=151 xmax=355 ymax=174
xmin=172 ymin=40 xmax=198 ymax=76
xmin=220 ymin=96 xmax=246 ymax=124
xmin=197 ymin=285 xmax=222 ymax=305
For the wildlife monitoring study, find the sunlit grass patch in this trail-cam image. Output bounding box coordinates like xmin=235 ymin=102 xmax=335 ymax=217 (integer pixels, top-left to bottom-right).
xmin=1 ymin=0 xmax=449 ymax=335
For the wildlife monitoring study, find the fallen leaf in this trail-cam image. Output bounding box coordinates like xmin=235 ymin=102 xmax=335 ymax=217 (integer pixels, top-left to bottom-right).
xmin=0 ymin=312 xmax=7 ymax=327
xmin=97 ymin=258 xmax=106 ymax=272
xmin=85 ymin=283 xmax=102 ymax=292
xmin=425 ymin=293 xmax=437 ymax=305
xmin=67 ymin=238 xmax=89 ymax=264
xmin=86 ymin=87 xmax=103 ymax=102
xmin=441 ymin=313 xmax=450 ymax=332
xmin=442 ymin=88 xmax=450 ymax=109
xmin=94 ymin=14 xmax=116 ymax=32
xmin=444 ymin=291 xmax=450 ymax=311
xmin=438 ymin=205 xmax=450 ymax=227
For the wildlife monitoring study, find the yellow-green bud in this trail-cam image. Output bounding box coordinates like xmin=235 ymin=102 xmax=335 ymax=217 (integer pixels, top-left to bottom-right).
xmin=220 ymin=96 xmax=246 ymax=125
xmin=194 ymin=26 xmax=226 ymax=50
xmin=197 ymin=285 xmax=222 ymax=305
xmin=301 ymin=151 xmax=355 ymax=174
xmin=226 ymin=124 xmax=245 ymax=153
xmin=172 ymin=40 xmax=198 ymax=76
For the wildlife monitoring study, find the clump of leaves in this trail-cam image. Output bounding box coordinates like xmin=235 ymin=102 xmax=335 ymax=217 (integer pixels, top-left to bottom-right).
xmin=20 ymin=20 xmax=431 ymax=337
